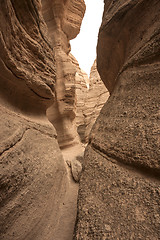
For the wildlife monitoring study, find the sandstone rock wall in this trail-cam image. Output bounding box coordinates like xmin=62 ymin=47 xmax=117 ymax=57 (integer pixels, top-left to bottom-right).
xmin=71 ymin=57 xmax=109 ymax=144
xmin=0 ymin=106 xmax=67 ymax=240
xmin=44 ymin=0 xmax=86 ymax=148
xmin=70 ymin=54 xmax=89 ymax=143
xmin=0 ymin=0 xmax=56 ymax=112
xmin=75 ymin=0 xmax=160 ymax=239
xmin=83 ymin=60 xmax=109 ymax=143
xmin=0 ymin=0 xmax=85 ymax=239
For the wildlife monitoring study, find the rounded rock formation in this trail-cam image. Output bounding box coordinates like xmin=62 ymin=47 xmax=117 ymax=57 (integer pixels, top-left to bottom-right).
xmin=75 ymin=0 xmax=160 ymax=239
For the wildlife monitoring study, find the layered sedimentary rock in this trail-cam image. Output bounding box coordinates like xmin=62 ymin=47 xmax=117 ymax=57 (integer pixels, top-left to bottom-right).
xmin=0 ymin=0 xmax=85 ymax=239
xmin=75 ymin=0 xmax=160 ymax=239
xmin=83 ymin=60 xmax=109 ymax=143
xmin=70 ymin=54 xmax=89 ymax=143
xmin=71 ymin=57 xmax=109 ymax=144
xmin=44 ymin=0 xmax=86 ymax=148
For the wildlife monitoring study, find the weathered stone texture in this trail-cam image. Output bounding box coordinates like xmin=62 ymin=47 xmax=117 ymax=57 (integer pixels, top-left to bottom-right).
xmin=0 ymin=0 xmax=85 ymax=239
xmin=75 ymin=0 xmax=160 ymax=239
xmin=0 ymin=0 xmax=56 ymax=109
xmin=70 ymin=54 xmax=89 ymax=143
xmin=44 ymin=0 xmax=86 ymax=148
xmin=0 ymin=106 xmax=67 ymax=240
xmin=84 ymin=60 xmax=109 ymax=143
xmin=75 ymin=145 xmax=160 ymax=239
xmin=71 ymin=58 xmax=109 ymax=144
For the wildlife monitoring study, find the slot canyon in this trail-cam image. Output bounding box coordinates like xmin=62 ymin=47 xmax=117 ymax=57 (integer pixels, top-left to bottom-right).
xmin=0 ymin=0 xmax=159 ymax=240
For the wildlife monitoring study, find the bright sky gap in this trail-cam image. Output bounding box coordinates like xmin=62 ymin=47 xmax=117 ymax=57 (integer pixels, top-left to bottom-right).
xmin=70 ymin=0 xmax=104 ymax=76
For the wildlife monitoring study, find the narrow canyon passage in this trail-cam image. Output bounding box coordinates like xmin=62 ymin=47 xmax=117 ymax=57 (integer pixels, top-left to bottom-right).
xmin=44 ymin=1 xmax=108 ymax=238
xmin=0 ymin=0 xmax=107 ymax=239
xmin=0 ymin=0 xmax=159 ymax=240
xmin=51 ymin=145 xmax=84 ymax=240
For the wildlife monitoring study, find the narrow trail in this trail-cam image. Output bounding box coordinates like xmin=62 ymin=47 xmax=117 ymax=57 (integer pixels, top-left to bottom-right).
xmin=53 ymin=144 xmax=84 ymax=240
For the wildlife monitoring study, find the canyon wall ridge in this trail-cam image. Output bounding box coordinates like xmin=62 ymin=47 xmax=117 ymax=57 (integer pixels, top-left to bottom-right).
xmin=0 ymin=0 xmax=85 ymax=239
xmin=75 ymin=0 xmax=160 ymax=239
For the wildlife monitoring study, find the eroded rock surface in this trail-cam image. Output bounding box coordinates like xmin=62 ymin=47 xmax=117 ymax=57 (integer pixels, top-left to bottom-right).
xmin=70 ymin=54 xmax=89 ymax=143
xmin=75 ymin=0 xmax=160 ymax=239
xmin=72 ymin=57 xmax=109 ymax=144
xmin=83 ymin=60 xmax=109 ymax=143
xmin=0 ymin=0 xmax=85 ymax=239
xmin=0 ymin=106 xmax=67 ymax=240
xmin=66 ymin=158 xmax=83 ymax=182
xmin=45 ymin=0 xmax=86 ymax=148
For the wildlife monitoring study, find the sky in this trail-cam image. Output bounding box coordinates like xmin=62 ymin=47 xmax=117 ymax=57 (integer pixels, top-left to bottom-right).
xmin=70 ymin=0 xmax=104 ymax=76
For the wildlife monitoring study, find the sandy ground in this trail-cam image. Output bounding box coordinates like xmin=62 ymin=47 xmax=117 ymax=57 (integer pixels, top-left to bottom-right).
xmin=52 ymin=144 xmax=85 ymax=240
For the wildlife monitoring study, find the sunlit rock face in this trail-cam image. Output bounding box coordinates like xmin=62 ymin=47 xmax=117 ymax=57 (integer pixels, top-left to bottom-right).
xmin=44 ymin=0 xmax=86 ymax=148
xmin=0 ymin=0 xmax=84 ymax=239
xmin=75 ymin=0 xmax=160 ymax=239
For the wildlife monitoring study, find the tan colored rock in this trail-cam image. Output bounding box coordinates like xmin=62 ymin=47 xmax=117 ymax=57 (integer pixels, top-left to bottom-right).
xmin=70 ymin=54 xmax=89 ymax=143
xmin=0 ymin=0 xmax=85 ymax=239
xmin=72 ymin=58 xmax=109 ymax=143
xmin=0 ymin=1 xmax=67 ymax=239
xmin=0 ymin=106 xmax=67 ymax=240
xmin=62 ymin=0 xmax=86 ymax=40
xmin=84 ymin=60 xmax=109 ymax=142
xmin=66 ymin=158 xmax=82 ymax=182
xmin=75 ymin=0 xmax=160 ymax=239
xmin=43 ymin=0 xmax=86 ymax=148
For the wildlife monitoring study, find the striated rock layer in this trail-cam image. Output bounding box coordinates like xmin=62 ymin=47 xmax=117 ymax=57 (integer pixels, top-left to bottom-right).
xmin=0 ymin=106 xmax=67 ymax=240
xmin=71 ymin=57 xmax=109 ymax=144
xmin=44 ymin=0 xmax=86 ymax=148
xmin=0 ymin=0 xmax=85 ymax=239
xmin=83 ymin=60 xmax=109 ymax=143
xmin=75 ymin=0 xmax=160 ymax=239
xmin=70 ymin=54 xmax=89 ymax=143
